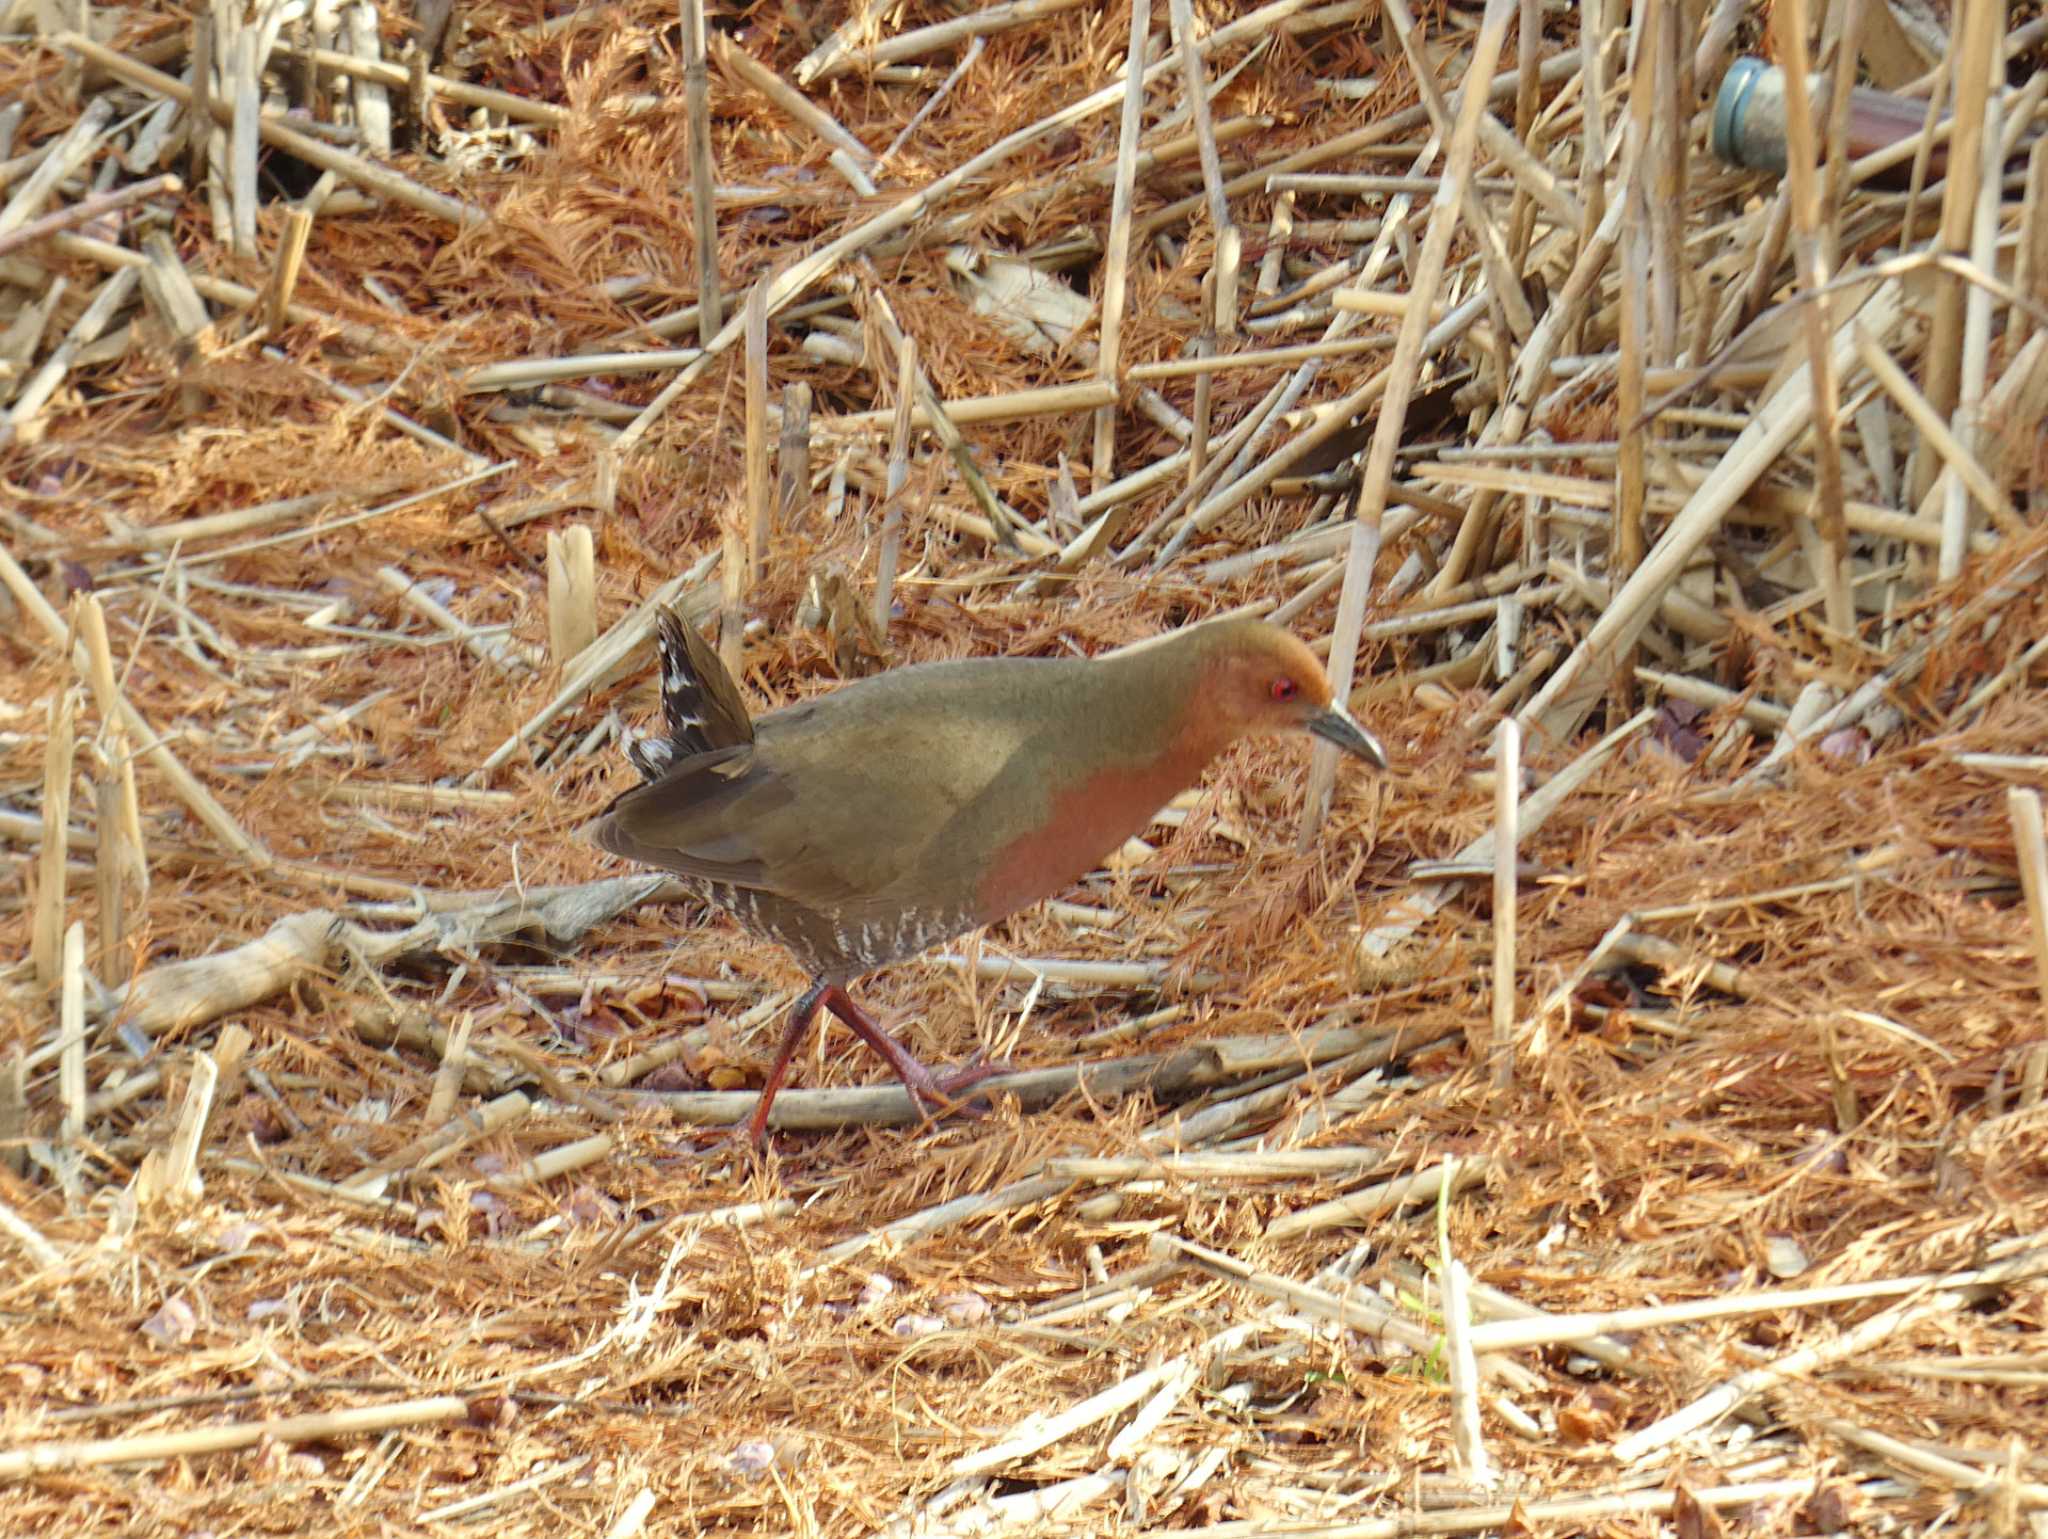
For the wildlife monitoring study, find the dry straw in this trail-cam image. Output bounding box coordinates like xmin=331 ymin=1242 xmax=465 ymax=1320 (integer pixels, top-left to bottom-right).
xmin=1 ymin=0 xmax=2046 ymax=1533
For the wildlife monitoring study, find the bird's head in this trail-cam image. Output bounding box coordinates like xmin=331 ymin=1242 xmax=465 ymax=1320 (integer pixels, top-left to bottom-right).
xmin=1199 ymin=620 xmax=1389 ymax=768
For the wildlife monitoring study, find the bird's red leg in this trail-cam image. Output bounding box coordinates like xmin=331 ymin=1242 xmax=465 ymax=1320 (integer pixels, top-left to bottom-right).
xmin=745 ymin=979 xmax=828 ymax=1145
xmin=818 ymin=985 xmax=1010 ymax=1119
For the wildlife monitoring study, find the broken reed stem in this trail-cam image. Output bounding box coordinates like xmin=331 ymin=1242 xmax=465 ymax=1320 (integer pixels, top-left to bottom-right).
xmin=1092 ymin=0 xmax=1149 ymax=485
xmin=1489 ymin=718 xmax=1519 ymax=1088
xmin=777 ymin=382 xmax=812 ymax=525
xmin=424 ymin=1012 xmax=474 ymax=1128
xmin=92 ymin=772 xmax=124 ymax=977
xmin=682 ymin=0 xmax=719 ymax=344
xmin=264 ymin=205 xmax=314 ymax=331
xmin=74 ymin=595 xmax=146 ymax=904
xmin=744 ymin=278 xmax=771 ymax=584
xmin=1774 ymin=0 xmax=1853 ymax=635
xmin=2011 ymin=790 xmax=2048 ymax=1034
xmin=58 ymin=922 xmax=87 ymax=1146
xmin=1442 ymin=1253 xmax=1493 ymax=1486
xmin=545 ymin=525 xmax=597 ymax=667
xmin=873 ymin=333 xmax=917 ymax=634
xmin=32 ymin=688 xmax=77 ymax=989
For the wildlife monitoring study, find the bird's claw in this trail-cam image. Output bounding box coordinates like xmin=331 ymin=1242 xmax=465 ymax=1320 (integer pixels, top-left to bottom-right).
xmin=903 ymin=1052 xmax=1015 ymax=1122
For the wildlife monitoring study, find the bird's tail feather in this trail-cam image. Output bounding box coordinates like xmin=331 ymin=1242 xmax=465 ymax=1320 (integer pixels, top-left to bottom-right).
xmin=630 ymin=609 xmax=754 ymax=781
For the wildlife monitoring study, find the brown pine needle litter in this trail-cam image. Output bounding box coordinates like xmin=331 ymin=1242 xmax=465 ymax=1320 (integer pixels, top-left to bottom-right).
xmin=2 ymin=0 xmax=2047 ymax=1531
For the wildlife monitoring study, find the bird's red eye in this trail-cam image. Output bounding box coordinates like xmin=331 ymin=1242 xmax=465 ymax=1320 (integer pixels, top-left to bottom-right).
xmin=1270 ymin=677 xmax=1299 ymax=702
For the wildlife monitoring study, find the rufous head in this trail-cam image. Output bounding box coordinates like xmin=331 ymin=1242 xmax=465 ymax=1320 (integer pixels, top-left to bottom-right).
xmin=1194 ymin=619 xmax=1389 ymax=767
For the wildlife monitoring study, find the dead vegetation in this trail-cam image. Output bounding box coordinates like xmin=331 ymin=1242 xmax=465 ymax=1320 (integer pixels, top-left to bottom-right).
xmin=2 ymin=0 xmax=2047 ymax=1533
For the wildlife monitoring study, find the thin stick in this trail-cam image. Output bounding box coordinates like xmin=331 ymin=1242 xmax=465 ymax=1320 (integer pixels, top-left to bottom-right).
xmin=1443 ymin=1253 xmax=1493 ymax=1485
xmin=2017 ymin=136 xmax=2048 ymax=351
xmin=1093 ymin=0 xmax=1149 ymax=484
xmin=155 ymin=1048 xmax=219 ymax=1204
xmin=1267 ymin=1154 xmax=1492 ymax=1240
xmin=799 ymin=0 xmax=1087 ymax=83
xmin=682 ymin=0 xmax=720 ymax=343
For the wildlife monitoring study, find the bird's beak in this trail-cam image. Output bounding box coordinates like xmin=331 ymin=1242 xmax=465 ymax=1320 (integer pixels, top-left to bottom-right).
xmin=1307 ymin=699 xmax=1388 ymax=768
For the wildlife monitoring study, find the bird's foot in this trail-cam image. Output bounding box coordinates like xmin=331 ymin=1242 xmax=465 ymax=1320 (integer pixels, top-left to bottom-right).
xmin=898 ymin=1049 xmax=1016 ymax=1122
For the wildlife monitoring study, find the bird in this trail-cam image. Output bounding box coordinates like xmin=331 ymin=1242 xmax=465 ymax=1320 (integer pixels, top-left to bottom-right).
xmin=587 ymin=610 xmax=1388 ymax=1143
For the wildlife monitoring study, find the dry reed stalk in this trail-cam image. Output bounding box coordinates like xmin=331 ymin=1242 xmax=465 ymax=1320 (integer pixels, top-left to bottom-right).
xmin=1914 ymin=0 xmax=2001 ymax=512
xmin=54 ymin=32 xmax=483 ymax=227
xmin=682 ymin=0 xmax=718 ymax=342
xmin=1488 ymin=718 xmax=1518 ymax=1087
xmin=1302 ymin=0 xmax=1517 ymax=839
xmin=0 ymin=172 xmax=179 ymax=258
xmin=545 ymin=525 xmax=598 ymax=667
xmin=872 ymin=331 xmax=918 ymax=631
xmin=3 ymin=267 xmax=138 ymax=448
xmin=797 ymin=0 xmax=1087 ymax=83
xmin=1521 ymin=281 xmax=1904 ymax=743
xmin=0 ymin=1397 xmax=474 ymax=1480
xmin=1441 ymin=1253 xmax=1492 ymax=1486
xmin=1774 ymin=0 xmax=1855 ymax=634
xmin=777 ymin=382 xmax=812 ymax=526
xmin=1266 ymin=1154 xmax=1491 ymax=1240
xmin=56 ymin=922 xmax=86 ymax=1149
xmin=474 ymin=555 xmax=717 ymax=775
xmin=0 ymin=1194 xmax=62 ymax=1270
xmin=72 ymin=596 xmax=144 ymax=912
xmin=711 ymin=31 xmax=875 ymax=178
xmin=744 ymin=279 xmax=771 ymax=585
xmin=818 ymin=379 xmax=1114 ymax=434
xmin=0 ymin=96 xmax=113 ymax=236
xmin=2011 ymin=790 xmax=2048 ymax=1031
xmin=30 ymin=687 xmax=76 ymax=989
xmin=1614 ymin=1243 xmax=2048 ymax=1463
xmin=1092 ymin=0 xmax=1149 ymax=484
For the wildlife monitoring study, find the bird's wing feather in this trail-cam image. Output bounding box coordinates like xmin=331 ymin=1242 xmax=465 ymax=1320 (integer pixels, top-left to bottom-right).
xmin=592 ymin=678 xmax=1044 ymax=911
